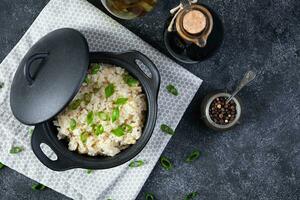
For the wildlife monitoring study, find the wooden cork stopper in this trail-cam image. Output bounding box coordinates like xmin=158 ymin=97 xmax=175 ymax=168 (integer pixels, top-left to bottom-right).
xmin=182 ymin=10 xmax=207 ymax=34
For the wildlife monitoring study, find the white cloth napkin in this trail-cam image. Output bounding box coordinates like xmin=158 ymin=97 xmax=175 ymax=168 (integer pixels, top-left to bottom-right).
xmin=0 ymin=0 xmax=202 ymax=199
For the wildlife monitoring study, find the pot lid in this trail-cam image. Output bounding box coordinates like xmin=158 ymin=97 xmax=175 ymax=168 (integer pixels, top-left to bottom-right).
xmin=10 ymin=28 xmax=89 ymax=125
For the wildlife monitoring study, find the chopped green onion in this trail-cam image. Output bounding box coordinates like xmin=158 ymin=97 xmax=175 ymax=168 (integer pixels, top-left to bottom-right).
xmin=114 ymin=97 xmax=128 ymax=105
xmin=84 ymin=93 xmax=92 ymax=104
xmin=69 ymin=119 xmax=76 ymax=131
xmin=166 ymin=84 xmax=179 ymax=96
xmin=69 ymin=99 xmax=81 ymax=110
xmin=160 ymin=124 xmax=175 ymax=135
xmin=94 ymin=124 xmax=104 ymax=136
xmin=123 ymin=74 xmax=138 ymax=86
xmin=129 ymin=160 xmax=144 ymax=168
xmin=32 ymin=183 xmax=46 ymax=191
xmin=87 ymin=169 xmax=93 ymax=174
xmin=121 ymin=124 xmax=133 ymax=133
xmin=111 ymin=107 xmax=120 ymax=122
xmin=145 ymin=192 xmax=155 ymax=200
xmin=83 ymin=76 xmax=90 ymax=84
xmin=184 ymin=192 xmax=198 ymax=200
xmin=111 ymin=127 xmax=124 ymax=137
xmin=97 ymin=111 xmax=110 ymax=121
xmin=10 ymin=146 xmax=23 ymax=154
xmin=185 ymin=150 xmax=201 ymax=163
xmin=160 ymin=156 xmax=172 ymax=171
xmin=91 ymin=63 xmax=101 ymax=74
xmin=0 ymin=162 xmax=5 ymax=169
xmin=80 ymin=132 xmax=89 ymax=143
xmin=105 ymin=83 xmax=115 ymax=98
xmin=86 ymin=111 xmax=94 ymax=125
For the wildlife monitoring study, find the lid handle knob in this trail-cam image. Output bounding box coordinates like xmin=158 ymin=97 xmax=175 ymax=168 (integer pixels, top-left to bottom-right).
xmin=24 ymin=53 xmax=49 ymax=85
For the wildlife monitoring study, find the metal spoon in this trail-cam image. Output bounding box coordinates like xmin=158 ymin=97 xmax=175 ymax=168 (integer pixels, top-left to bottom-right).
xmin=226 ymin=70 xmax=257 ymax=104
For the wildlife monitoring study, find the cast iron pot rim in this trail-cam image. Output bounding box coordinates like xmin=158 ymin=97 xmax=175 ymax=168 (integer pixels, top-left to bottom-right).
xmin=32 ymin=51 xmax=160 ymax=170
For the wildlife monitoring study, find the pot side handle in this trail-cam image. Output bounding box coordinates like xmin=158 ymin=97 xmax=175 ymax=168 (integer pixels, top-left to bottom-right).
xmin=31 ymin=124 xmax=75 ymax=171
xmin=119 ymin=50 xmax=160 ymax=98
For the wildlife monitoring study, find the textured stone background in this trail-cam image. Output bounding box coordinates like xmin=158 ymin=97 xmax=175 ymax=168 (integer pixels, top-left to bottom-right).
xmin=0 ymin=0 xmax=299 ymax=199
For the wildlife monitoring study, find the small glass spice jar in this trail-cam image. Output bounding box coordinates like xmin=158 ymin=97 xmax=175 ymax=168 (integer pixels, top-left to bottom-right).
xmin=201 ymin=92 xmax=241 ymax=131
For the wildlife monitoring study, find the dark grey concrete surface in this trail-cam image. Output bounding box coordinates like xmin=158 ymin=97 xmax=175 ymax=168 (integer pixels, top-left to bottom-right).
xmin=0 ymin=0 xmax=299 ymax=199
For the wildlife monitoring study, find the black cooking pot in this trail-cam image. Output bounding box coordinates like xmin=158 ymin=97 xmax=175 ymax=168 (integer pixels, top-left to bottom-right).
xmin=10 ymin=28 xmax=160 ymax=171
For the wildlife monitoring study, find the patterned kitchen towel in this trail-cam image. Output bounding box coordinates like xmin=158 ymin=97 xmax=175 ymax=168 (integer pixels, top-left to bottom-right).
xmin=0 ymin=0 xmax=202 ymax=199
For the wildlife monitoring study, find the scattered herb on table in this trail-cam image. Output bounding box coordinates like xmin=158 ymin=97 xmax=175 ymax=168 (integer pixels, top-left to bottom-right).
xmin=111 ymin=107 xmax=120 ymax=122
xmin=32 ymin=183 xmax=46 ymax=191
xmin=160 ymin=124 xmax=175 ymax=135
xmin=86 ymin=111 xmax=94 ymax=125
xmin=97 ymin=111 xmax=110 ymax=121
xmin=80 ymin=132 xmax=89 ymax=144
xmin=10 ymin=146 xmax=23 ymax=154
xmin=29 ymin=128 xmax=34 ymax=135
xmin=69 ymin=99 xmax=81 ymax=110
xmin=114 ymin=97 xmax=128 ymax=105
xmin=84 ymin=93 xmax=92 ymax=104
xmin=111 ymin=126 xmax=124 ymax=137
xmin=91 ymin=63 xmax=101 ymax=74
xmin=145 ymin=192 xmax=155 ymax=200
xmin=129 ymin=160 xmax=144 ymax=168
xmin=69 ymin=119 xmax=76 ymax=131
xmin=185 ymin=150 xmax=201 ymax=163
xmin=123 ymin=74 xmax=138 ymax=86
xmin=94 ymin=124 xmax=104 ymax=136
xmin=121 ymin=124 xmax=133 ymax=133
xmin=105 ymin=83 xmax=115 ymax=98
xmin=184 ymin=192 xmax=198 ymax=200
xmin=87 ymin=169 xmax=93 ymax=174
xmin=166 ymin=84 xmax=179 ymax=96
xmin=160 ymin=156 xmax=173 ymax=171
xmin=0 ymin=162 xmax=5 ymax=169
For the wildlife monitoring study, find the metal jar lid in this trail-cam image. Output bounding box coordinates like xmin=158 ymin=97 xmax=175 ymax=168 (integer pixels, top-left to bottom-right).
xmin=10 ymin=28 xmax=89 ymax=125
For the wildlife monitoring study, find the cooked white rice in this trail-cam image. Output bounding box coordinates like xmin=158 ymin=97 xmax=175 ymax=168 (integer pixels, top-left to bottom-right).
xmin=54 ymin=64 xmax=147 ymax=157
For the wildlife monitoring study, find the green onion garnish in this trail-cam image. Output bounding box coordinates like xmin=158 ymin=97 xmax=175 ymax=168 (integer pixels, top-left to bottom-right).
xmin=105 ymin=83 xmax=115 ymax=98
xmin=121 ymin=124 xmax=133 ymax=133
xmin=10 ymin=146 xmax=23 ymax=154
xmin=69 ymin=99 xmax=81 ymax=110
xmin=114 ymin=97 xmax=128 ymax=105
xmin=83 ymin=93 xmax=92 ymax=104
xmin=97 ymin=111 xmax=110 ymax=121
xmin=123 ymin=74 xmax=138 ymax=86
xmin=111 ymin=107 xmax=120 ymax=122
xmin=160 ymin=156 xmax=172 ymax=171
xmin=31 ymin=183 xmax=46 ymax=191
xmin=184 ymin=192 xmax=198 ymax=200
xmin=87 ymin=169 xmax=93 ymax=174
xmin=86 ymin=111 xmax=94 ymax=125
xmin=185 ymin=150 xmax=201 ymax=163
xmin=145 ymin=192 xmax=155 ymax=200
xmin=160 ymin=124 xmax=175 ymax=135
xmin=0 ymin=162 xmax=5 ymax=169
xmin=69 ymin=119 xmax=76 ymax=131
xmin=166 ymin=84 xmax=179 ymax=96
xmin=91 ymin=63 xmax=101 ymax=74
xmin=129 ymin=160 xmax=144 ymax=168
xmin=80 ymin=132 xmax=89 ymax=143
xmin=83 ymin=76 xmax=90 ymax=84
xmin=111 ymin=127 xmax=124 ymax=137
xmin=94 ymin=124 xmax=104 ymax=136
